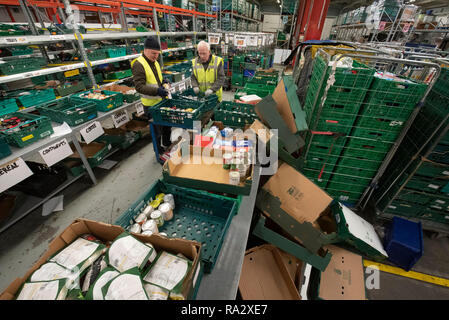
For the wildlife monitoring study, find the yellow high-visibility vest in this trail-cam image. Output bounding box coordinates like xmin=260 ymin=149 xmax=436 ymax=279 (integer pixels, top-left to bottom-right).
xmin=191 ymin=55 xmax=223 ymax=101
xmin=131 ymin=55 xmax=163 ymax=107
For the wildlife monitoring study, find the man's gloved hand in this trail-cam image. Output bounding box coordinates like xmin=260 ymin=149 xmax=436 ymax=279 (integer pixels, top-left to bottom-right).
xmin=193 ymin=87 xmax=200 ymax=94
xmin=205 ymin=89 xmax=213 ymax=97
xmin=162 ymin=78 xmax=170 ymax=85
xmin=157 ymin=86 xmax=168 ymax=97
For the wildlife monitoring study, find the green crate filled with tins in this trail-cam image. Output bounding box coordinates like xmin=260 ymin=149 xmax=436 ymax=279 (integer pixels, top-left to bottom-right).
xmin=0 ymin=135 xmax=11 ymax=159
xmin=105 ymin=69 xmax=133 ymax=80
xmin=16 ymin=89 xmax=56 ymax=108
xmin=0 ymin=98 xmax=19 ymax=116
xmin=0 ymin=112 xmax=54 ymax=148
xmin=37 ymin=96 xmax=97 ymax=126
xmin=0 ymin=57 xmax=46 ymax=75
xmin=95 ymin=127 xmax=141 ymax=150
xmin=214 ymin=101 xmax=258 ymax=127
xmin=55 ymin=81 xmax=86 ymax=97
xmin=149 ymin=98 xmax=207 ymax=126
xmin=115 ymin=179 xmax=239 ymax=273
xmin=172 ymin=87 xmax=218 ymax=112
xmin=72 ymin=89 xmax=124 ymax=112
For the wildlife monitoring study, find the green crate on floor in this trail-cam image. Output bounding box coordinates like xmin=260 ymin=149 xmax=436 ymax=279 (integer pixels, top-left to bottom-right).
xmin=37 ymin=97 xmax=98 ymax=127
xmin=72 ymin=90 xmax=124 ymax=112
xmin=55 ymin=81 xmax=86 ymax=97
xmin=16 ymin=89 xmax=56 ymax=108
xmin=312 ymin=112 xmax=356 ymax=134
xmin=105 ymin=69 xmax=133 ymax=80
xmin=115 ymin=179 xmax=239 ymax=273
xmin=0 ymin=99 xmax=19 ymax=116
xmin=149 ymin=98 xmax=206 ymax=126
xmin=214 ymin=101 xmax=258 ymax=127
xmin=0 ymin=112 xmax=53 ymax=148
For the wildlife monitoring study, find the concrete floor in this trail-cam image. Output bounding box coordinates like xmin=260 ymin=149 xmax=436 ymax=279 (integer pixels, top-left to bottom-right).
xmin=1 ymin=89 xmax=449 ymax=299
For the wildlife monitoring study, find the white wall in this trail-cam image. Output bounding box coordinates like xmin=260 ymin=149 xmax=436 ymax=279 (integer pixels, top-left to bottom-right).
xmin=321 ymin=17 xmax=336 ymax=40
xmin=262 ymin=14 xmax=282 ymax=33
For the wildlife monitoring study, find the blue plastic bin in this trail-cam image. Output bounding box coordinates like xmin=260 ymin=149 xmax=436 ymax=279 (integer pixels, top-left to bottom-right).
xmin=384 ymin=216 xmax=423 ymax=271
xmin=243 ymin=69 xmax=256 ymax=77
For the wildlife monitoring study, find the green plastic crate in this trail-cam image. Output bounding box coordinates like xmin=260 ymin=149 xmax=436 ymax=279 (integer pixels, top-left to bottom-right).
xmin=10 ymin=46 xmax=33 ymax=56
xmin=68 ymin=141 xmax=112 ymax=168
xmin=55 ymin=81 xmax=86 ymax=97
xmin=244 ymin=82 xmax=276 ymax=91
xmin=172 ymin=87 xmax=218 ymax=112
xmin=105 ymin=69 xmax=132 ymax=80
xmin=87 ymin=49 xmax=108 ymax=61
xmin=354 ymin=114 xmax=406 ymax=132
xmin=214 ymin=101 xmax=258 ymax=127
xmin=419 ymin=209 xmax=449 ymax=224
xmin=234 ymin=88 xmax=272 ymax=100
xmin=327 ymin=179 xmax=368 ymax=195
xmin=404 ymin=175 xmax=449 ymax=194
xmin=0 ymin=112 xmax=54 ymax=148
xmin=16 ymin=89 xmax=56 ymax=108
xmin=0 ymin=99 xmax=19 ymax=116
xmin=72 ymin=90 xmax=124 ymax=112
xmin=0 ymin=57 xmax=46 ymax=75
xmin=333 ymin=164 xmax=377 ymax=179
xmin=77 ymin=73 xmax=104 ymax=88
xmin=37 ymin=97 xmax=98 ymax=126
xmin=338 ymin=154 xmax=383 ymax=171
xmin=0 ymin=136 xmax=11 ymax=159
xmin=95 ymin=128 xmax=140 ymax=150
xmin=368 ymin=76 xmax=427 ymax=104
xmin=115 ymin=179 xmax=239 ymax=273
xmin=414 ymin=161 xmax=449 ymax=179
xmin=345 ymin=137 xmax=393 ymax=154
xmin=350 ymin=127 xmax=400 ymax=143
xmin=149 ymin=98 xmax=206 ymax=126
xmin=105 ymin=47 xmax=127 ymax=58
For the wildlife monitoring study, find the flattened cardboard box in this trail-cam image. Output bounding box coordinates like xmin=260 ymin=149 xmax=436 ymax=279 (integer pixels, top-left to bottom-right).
xmin=256 ymin=162 xmax=388 ymax=260
xmin=0 ymin=218 xmax=202 ymax=300
xmin=239 ymin=244 xmax=302 ymax=300
xmin=307 ymin=245 xmax=366 ymax=300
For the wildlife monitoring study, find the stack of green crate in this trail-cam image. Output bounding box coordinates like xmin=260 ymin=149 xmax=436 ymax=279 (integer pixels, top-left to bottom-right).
xmin=231 ymin=55 xmax=244 ymax=86
xmin=302 ymin=54 xmax=428 ymax=205
xmin=374 ymin=67 xmax=449 ymax=224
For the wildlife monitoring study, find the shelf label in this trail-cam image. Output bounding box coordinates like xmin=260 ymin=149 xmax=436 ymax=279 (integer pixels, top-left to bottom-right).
xmin=136 ymin=103 xmax=145 ymax=116
xmin=38 ymin=138 xmax=73 ymax=167
xmin=50 ymin=35 xmax=66 ymax=41
xmin=0 ymin=157 xmax=33 ymax=194
xmin=179 ymin=82 xmax=186 ymax=91
xmin=112 ymin=110 xmax=129 ymax=128
xmin=80 ymin=121 xmax=104 ymax=144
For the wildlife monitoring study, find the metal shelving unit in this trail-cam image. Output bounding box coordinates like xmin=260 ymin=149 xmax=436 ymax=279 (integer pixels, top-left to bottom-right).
xmin=0 ymin=0 xmax=215 ymax=233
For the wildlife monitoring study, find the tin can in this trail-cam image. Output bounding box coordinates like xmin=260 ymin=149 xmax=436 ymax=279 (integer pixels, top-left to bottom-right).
xmin=130 ymin=223 xmax=141 ymax=234
xmin=143 ymin=205 xmax=154 ymax=218
xmin=223 ymin=153 xmax=233 ymax=169
xmin=135 ymin=213 xmax=147 ymax=225
xmin=163 ymin=194 xmax=175 ymax=209
xmin=151 ymin=210 xmax=164 ymax=227
xmin=159 ymin=203 xmax=173 ymax=221
xmin=142 ymin=219 xmax=159 ymax=234
xmin=237 ymin=163 xmax=247 ymax=179
xmin=229 ymin=171 xmax=240 ymax=185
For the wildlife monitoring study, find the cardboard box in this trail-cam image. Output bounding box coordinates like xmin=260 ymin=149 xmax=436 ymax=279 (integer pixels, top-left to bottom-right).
xmin=307 ymin=245 xmax=366 ymax=300
xmin=271 ymin=75 xmax=308 ymax=134
xmin=255 ymin=95 xmax=305 ymax=154
xmin=0 ymin=219 xmax=202 ymax=300
xmin=162 ymin=142 xmax=254 ymax=195
xmin=256 ymin=163 xmax=387 ymax=260
xmin=239 ymin=244 xmax=302 ymax=300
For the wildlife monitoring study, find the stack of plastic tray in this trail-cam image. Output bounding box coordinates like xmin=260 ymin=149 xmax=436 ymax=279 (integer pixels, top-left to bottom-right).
xmin=373 ymin=67 xmax=449 ymax=225
xmin=105 ymin=46 xmax=127 ymax=58
xmin=72 ymin=90 xmax=124 ymax=112
xmin=0 ymin=99 xmax=19 ymax=116
xmin=37 ymin=97 xmax=98 ymax=126
xmin=16 ymin=89 xmax=56 ymax=108
xmin=55 ymin=81 xmax=86 ymax=97
xmin=213 ymin=101 xmax=258 ymax=127
xmin=0 ymin=112 xmax=54 ymax=147
xmin=0 ymin=136 xmax=11 ymax=159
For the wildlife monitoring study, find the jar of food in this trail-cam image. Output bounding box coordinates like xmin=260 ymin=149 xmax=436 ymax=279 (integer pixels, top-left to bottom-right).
xmin=159 ymin=203 xmax=173 ymax=221
xmin=142 ymin=219 xmax=159 ymax=234
xmin=229 ymin=171 xmax=241 ymax=185
xmin=150 ymin=210 xmax=164 ymax=227
xmin=163 ymin=194 xmax=175 ymax=210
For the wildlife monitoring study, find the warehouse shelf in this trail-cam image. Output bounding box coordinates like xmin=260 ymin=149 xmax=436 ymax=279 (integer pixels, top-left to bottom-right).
xmin=0 ymin=172 xmax=86 ymax=234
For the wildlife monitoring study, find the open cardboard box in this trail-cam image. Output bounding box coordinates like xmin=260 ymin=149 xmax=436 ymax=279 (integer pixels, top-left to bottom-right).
xmin=256 ymin=162 xmax=388 ymax=261
xmin=0 ymin=218 xmax=202 ymax=300
xmin=121 ymin=120 xmax=150 ymax=137
xmin=307 ymin=245 xmax=366 ymax=300
xmin=162 ymin=142 xmax=254 ymax=196
xmin=239 ymin=244 xmax=302 ymax=300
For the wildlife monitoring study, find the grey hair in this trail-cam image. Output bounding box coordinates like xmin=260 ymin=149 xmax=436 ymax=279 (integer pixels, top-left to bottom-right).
xmin=197 ymin=41 xmax=210 ymax=51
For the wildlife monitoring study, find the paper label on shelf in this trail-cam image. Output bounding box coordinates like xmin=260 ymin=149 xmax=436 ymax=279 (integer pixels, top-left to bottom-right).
xmin=247 ymin=36 xmax=257 ymax=46
xmin=234 ymin=35 xmax=247 ymax=47
xmin=39 ymin=138 xmax=73 ymax=167
xmin=80 ymin=121 xmax=104 ymax=144
xmin=50 ymin=35 xmax=66 ymax=41
xmin=112 ymin=110 xmax=130 ymax=128
xmin=0 ymin=157 xmax=33 ymax=194
xmin=208 ymin=33 xmax=221 ymax=45
xmin=179 ymin=82 xmax=186 ymax=91
xmin=136 ymin=103 xmax=145 ymax=116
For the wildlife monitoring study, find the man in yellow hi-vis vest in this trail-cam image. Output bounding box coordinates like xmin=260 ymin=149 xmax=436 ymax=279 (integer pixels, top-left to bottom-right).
xmin=191 ymin=41 xmax=225 ymax=102
xmin=132 ymin=36 xmax=171 ymax=148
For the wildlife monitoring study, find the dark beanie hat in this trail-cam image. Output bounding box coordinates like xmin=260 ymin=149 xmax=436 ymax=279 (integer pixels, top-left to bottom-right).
xmin=145 ymin=36 xmax=161 ymax=50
